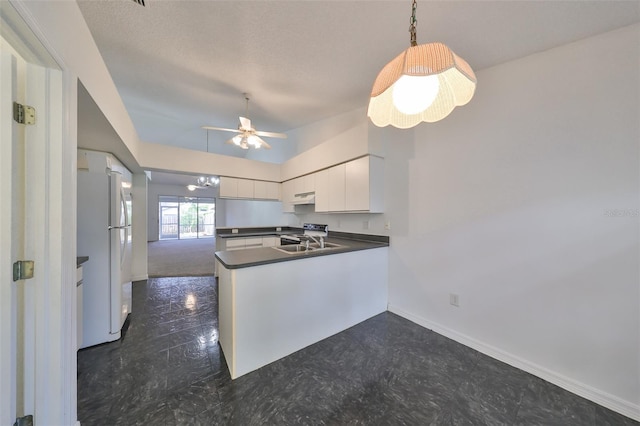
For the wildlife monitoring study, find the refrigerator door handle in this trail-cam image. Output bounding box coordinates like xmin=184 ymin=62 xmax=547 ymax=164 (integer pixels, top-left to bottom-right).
xmin=108 ymin=225 xmax=130 ymax=230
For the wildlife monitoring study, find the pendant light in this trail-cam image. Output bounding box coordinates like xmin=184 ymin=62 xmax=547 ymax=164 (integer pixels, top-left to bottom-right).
xmin=187 ymin=176 xmax=220 ymax=191
xmin=368 ymin=0 xmax=477 ymax=129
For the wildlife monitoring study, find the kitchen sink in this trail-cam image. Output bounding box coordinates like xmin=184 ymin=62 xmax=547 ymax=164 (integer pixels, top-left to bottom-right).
xmin=272 ymin=242 xmax=344 ymax=254
xmin=309 ymin=242 xmax=343 ymax=249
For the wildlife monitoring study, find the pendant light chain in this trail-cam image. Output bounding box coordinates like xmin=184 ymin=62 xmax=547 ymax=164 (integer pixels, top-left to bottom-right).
xmin=409 ymin=0 xmax=417 ymax=47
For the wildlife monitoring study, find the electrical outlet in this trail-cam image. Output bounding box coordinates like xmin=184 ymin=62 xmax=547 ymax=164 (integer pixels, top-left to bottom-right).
xmin=232 ymin=228 xmax=239 ymax=234
xmin=276 ymin=227 xmax=282 ymax=232
xmin=363 ymin=220 xmax=369 ymax=230
xmin=336 ymin=219 xmax=341 ymax=228
xmin=449 ymin=293 xmax=460 ymax=307
xmin=384 ymin=221 xmax=391 ymax=230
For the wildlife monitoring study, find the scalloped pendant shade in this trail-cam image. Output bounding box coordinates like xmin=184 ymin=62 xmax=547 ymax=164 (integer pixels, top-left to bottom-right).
xmin=368 ymin=42 xmax=477 ymax=128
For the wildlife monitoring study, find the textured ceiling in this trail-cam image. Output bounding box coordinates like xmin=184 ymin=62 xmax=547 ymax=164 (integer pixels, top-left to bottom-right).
xmin=77 ymin=0 xmax=639 ymax=169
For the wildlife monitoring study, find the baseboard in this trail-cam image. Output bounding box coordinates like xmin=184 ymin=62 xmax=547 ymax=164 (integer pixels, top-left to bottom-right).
xmin=388 ymin=305 xmax=640 ymax=422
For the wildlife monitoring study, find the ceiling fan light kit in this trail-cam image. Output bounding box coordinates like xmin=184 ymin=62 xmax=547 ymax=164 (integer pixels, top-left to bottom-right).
xmin=368 ymin=0 xmax=477 ymax=129
xmin=231 ymin=132 xmax=265 ymax=150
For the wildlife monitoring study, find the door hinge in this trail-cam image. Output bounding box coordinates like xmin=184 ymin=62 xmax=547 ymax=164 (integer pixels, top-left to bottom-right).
xmin=13 ymin=102 xmax=36 ymax=125
xmin=13 ymin=260 xmax=34 ymax=281
xmin=14 ymin=415 xmax=33 ymax=426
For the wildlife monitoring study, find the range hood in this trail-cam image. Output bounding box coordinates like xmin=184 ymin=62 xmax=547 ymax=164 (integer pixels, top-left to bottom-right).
xmin=291 ymin=192 xmax=315 ymax=205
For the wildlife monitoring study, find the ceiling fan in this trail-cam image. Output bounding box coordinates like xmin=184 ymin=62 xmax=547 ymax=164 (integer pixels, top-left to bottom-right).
xmin=187 ymin=176 xmax=219 ymax=191
xmin=202 ymin=94 xmax=287 ymax=150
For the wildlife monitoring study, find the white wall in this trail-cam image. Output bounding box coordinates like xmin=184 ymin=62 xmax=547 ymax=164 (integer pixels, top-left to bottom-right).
xmin=18 ymin=0 xmax=141 ymax=163
xmin=218 ymin=199 xmax=289 ymax=228
xmin=287 ymin=107 xmax=369 ymax=155
xmin=385 ymin=24 xmax=639 ymax=418
xmin=130 ymin=173 xmax=148 ymax=281
xmin=139 ymin=141 xmax=282 ymax=182
xmin=244 ymin=136 xmax=297 ymax=164
xmin=281 ymin=108 xmax=371 ymax=181
xmin=147 ymin=182 xmax=217 ymax=241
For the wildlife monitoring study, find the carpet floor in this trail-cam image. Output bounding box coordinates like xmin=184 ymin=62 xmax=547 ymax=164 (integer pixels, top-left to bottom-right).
xmin=147 ymin=238 xmax=216 ymax=277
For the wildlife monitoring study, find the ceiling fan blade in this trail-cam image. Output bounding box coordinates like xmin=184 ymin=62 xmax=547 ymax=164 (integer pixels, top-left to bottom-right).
xmin=254 ymin=130 xmax=287 ymax=139
xmin=253 ymin=136 xmax=271 ymax=149
xmin=239 ymin=116 xmax=252 ymax=131
xmin=202 ymin=125 xmax=242 ymax=133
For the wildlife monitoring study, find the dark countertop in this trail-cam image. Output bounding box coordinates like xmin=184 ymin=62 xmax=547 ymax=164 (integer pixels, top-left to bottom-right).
xmin=216 ymin=226 xmax=302 ymax=239
xmin=77 ymin=256 xmax=89 ymax=267
xmin=216 ymin=230 xmax=300 ymax=239
xmin=215 ymin=235 xmax=389 ymax=270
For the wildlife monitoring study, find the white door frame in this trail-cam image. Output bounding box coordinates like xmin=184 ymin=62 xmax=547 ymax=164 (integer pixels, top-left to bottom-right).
xmin=1 ymin=1 xmax=78 ymax=424
xmin=0 ymin=47 xmax=20 ymax=426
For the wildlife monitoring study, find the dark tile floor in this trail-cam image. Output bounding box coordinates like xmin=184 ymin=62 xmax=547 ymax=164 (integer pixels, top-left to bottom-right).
xmin=77 ymin=277 xmax=638 ymax=425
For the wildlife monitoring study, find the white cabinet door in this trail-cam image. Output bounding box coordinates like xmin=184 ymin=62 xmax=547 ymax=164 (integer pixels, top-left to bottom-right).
xmin=303 ymin=174 xmax=315 ymax=194
xmin=253 ymin=180 xmax=267 ymax=199
xmin=266 ymin=182 xmax=281 ymax=200
xmin=237 ymin=179 xmax=254 ymax=198
xmin=226 ymin=239 xmax=246 ymax=250
xmin=292 ymin=177 xmax=304 ymax=197
xmin=262 ymin=236 xmax=278 ymax=247
xmin=281 ymin=180 xmax=295 ymax=212
xmin=219 ymin=177 xmax=238 ymax=198
xmin=314 ymin=169 xmax=330 ymax=212
xmin=243 ymin=237 xmax=263 ymax=248
xmin=328 ymin=163 xmax=346 ymax=212
xmin=345 ymin=156 xmax=370 ymax=211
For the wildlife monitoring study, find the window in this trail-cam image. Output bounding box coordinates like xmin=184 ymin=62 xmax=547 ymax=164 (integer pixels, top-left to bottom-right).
xmin=158 ymin=196 xmax=215 ymax=240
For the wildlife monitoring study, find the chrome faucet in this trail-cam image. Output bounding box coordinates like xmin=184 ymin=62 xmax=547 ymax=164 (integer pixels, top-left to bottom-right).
xmin=301 ymin=223 xmax=328 ymax=249
xmin=306 ymin=234 xmax=325 ymax=249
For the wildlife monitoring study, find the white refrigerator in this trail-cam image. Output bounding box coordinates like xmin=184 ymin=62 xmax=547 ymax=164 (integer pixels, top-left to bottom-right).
xmin=77 ymin=151 xmax=132 ymax=349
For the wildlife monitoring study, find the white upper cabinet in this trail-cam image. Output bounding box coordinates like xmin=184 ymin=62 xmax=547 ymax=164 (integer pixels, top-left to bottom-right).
xmin=266 ymin=182 xmax=281 ymax=200
xmin=314 ymin=169 xmax=330 ymax=212
xmin=253 ymin=180 xmax=267 ymax=199
xmin=291 ymin=177 xmax=304 ymax=198
xmin=311 ymin=155 xmax=384 ymax=213
xmin=237 ymin=179 xmax=254 ymax=198
xmin=219 ymin=177 xmax=280 ymax=201
xmin=281 ymin=180 xmax=295 ymax=212
xmin=302 ymin=174 xmax=315 ymax=194
xmin=219 ymin=177 xmax=239 ymax=198
xmin=291 ymin=174 xmax=315 ymax=197
xmin=345 ymin=156 xmax=383 ymax=212
xmin=328 ymin=163 xmax=346 ymax=212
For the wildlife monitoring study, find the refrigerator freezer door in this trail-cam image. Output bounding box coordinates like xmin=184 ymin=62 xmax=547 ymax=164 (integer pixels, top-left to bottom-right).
xmin=78 ymin=151 xmax=133 ymax=349
xmin=121 ymin=187 xmax=133 ymax=318
xmin=109 ymin=173 xmax=133 ymax=333
xmin=109 ymin=173 xmax=124 ymax=334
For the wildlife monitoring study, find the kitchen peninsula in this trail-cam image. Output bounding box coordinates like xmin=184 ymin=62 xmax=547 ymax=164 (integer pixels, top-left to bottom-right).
xmin=216 ymin=230 xmax=389 ymax=379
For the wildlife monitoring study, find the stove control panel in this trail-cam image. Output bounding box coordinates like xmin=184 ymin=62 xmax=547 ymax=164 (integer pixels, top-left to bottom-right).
xmin=303 ymin=223 xmax=328 ymax=237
